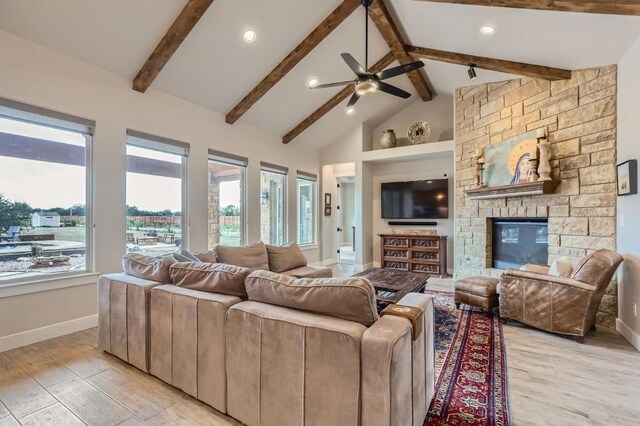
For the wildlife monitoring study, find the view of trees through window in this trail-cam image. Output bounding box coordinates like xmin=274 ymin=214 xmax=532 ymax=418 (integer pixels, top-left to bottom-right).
xmin=260 ymin=170 xmax=286 ymax=246
xmin=0 ymin=117 xmax=88 ymax=280
xmin=208 ymin=159 xmax=245 ymax=249
xmin=126 ymin=143 xmax=184 ymax=257
xmin=297 ymin=177 xmax=316 ymax=245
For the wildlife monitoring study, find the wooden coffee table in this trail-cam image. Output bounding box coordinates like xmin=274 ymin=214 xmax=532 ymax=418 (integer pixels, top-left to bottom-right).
xmin=352 ymin=268 xmax=429 ymax=310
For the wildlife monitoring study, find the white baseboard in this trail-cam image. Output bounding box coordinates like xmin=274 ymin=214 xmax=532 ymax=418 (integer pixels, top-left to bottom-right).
xmin=616 ymin=319 xmax=640 ymax=352
xmin=0 ymin=314 xmax=98 ymax=352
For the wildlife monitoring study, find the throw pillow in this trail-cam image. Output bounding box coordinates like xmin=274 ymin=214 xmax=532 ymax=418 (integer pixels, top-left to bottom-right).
xmin=122 ymin=253 xmax=172 ymax=283
xmin=214 ymin=242 xmax=269 ymax=270
xmin=173 ymin=249 xmax=202 ymax=263
xmin=245 ymin=270 xmax=379 ymax=326
xmin=549 ymin=256 xmax=573 ymax=278
xmin=169 ymin=262 xmax=251 ymax=298
xmin=195 ymin=251 xmax=217 ymax=263
xmin=265 ymin=242 xmax=307 ymax=273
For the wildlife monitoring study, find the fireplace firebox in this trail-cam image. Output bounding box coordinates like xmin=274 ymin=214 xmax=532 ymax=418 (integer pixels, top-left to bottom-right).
xmin=491 ymin=218 xmax=548 ymax=269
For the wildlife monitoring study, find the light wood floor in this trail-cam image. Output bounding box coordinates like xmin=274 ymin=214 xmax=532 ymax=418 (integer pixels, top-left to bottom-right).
xmin=0 ymin=265 xmax=637 ymax=425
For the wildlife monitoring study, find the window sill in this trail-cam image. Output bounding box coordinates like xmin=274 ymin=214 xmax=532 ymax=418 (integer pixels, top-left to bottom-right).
xmin=298 ymin=243 xmax=319 ymax=251
xmin=0 ymin=272 xmax=100 ymax=299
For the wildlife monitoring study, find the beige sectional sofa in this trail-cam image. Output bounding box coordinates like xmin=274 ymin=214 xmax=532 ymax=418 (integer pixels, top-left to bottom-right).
xmin=98 ymin=245 xmax=435 ymax=425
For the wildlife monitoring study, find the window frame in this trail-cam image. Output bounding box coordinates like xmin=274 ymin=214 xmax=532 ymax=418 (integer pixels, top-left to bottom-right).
xmin=260 ymin=163 xmax=288 ymax=246
xmin=296 ymin=172 xmax=317 ymax=246
xmin=208 ymin=150 xmax=248 ymax=248
xmin=125 ymin=130 xmax=189 ymax=253
xmin=0 ymin=99 xmax=95 ymax=287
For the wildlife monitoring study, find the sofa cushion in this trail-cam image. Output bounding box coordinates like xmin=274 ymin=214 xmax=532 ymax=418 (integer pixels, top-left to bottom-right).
xmin=549 ymin=257 xmax=573 ymax=278
xmin=283 ymin=265 xmax=333 ymax=279
xmin=214 ymin=242 xmax=269 ymax=270
xmin=245 ymin=270 xmax=379 ymax=326
xmin=266 ymin=242 xmax=307 ymax=273
xmin=194 ymin=251 xmax=217 ymax=263
xmin=169 ymin=262 xmax=251 ymax=298
xmin=122 ymin=253 xmax=172 ymax=283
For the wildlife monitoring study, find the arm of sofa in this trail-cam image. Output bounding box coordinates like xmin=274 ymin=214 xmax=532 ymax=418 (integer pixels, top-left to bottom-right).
xmin=98 ymin=273 xmax=163 ymax=372
xmin=499 ymin=269 xmax=595 ymax=336
xmin=361 ymin=293 xmax=434 ymax=426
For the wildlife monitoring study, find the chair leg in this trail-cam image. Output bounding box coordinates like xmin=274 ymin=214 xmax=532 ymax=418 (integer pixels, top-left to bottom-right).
xmin=455 ymin=302 xmax=461 ymax=309
xmin=590 ymin=324 xmax=597 ymax=332
xmin=500 ymin=317 xmax=508 ymax=324
xmin=573 ymin=336 xmax=585 ymax=344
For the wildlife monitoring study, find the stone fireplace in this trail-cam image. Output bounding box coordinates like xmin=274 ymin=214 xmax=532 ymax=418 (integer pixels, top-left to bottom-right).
xmin=491 ymin=219 xmax=548 ymax=269
xmin=455 ymin=66 xmax=618 ymax=327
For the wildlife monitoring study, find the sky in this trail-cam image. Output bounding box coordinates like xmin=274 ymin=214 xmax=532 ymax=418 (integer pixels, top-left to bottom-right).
xmin=0 ymin=118 xmax=86 ymax=208
xmin=1 ymin=117 xmax=241 ymax=212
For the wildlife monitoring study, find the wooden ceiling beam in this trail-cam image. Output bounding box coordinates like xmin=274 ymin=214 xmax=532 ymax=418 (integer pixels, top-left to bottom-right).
xmin=283 ymin=52 xmax=396 ymax=144
xmin=368 ymin=0 xmax=433 ymax=101
xmin=133 ymin=0 xmax=215 ymax=93
xmin=225 ymin=0 xmax=361 ymax=125
xmin=407 ymin=45 xmax=572 ymax=80
xmin=414 ymin=0 xmax=640 ymax=16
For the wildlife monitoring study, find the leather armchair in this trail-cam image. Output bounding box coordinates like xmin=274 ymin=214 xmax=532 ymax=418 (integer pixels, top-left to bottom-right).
xmin=498 ymin=249 xmax=623 ymax=343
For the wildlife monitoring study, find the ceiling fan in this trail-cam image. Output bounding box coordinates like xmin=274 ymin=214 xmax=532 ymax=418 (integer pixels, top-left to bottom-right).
xmin=310 ymin=0 xmax=425 ymax=108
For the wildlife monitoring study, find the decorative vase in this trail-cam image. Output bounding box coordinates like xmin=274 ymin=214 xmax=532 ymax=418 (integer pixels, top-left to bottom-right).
xmin=537 ymin=140 xmax=552 ymax=181
xmin=379 ymin=129 xmax=397 ymax=149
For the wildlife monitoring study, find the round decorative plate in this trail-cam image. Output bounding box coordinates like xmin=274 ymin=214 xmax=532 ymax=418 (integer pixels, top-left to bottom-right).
xmin=407 ymin=121 xmax=431 ymax=144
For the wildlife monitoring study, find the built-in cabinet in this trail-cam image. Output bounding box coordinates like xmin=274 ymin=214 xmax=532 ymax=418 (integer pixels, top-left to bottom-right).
xmin=378 ymin=233 xmax=448 ymax=275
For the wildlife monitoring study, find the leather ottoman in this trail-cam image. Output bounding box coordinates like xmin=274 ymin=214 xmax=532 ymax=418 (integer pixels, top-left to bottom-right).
xmin=454 ymin=276 xmax=499 ymax=311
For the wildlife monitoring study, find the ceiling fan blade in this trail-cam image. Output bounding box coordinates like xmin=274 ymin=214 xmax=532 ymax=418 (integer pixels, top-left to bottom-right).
xmin=376 ymin=61 xmax=425 ymax=81
xmin=310 ymin=80 xmax=356 ymax=89
xmin=377 ymin=82 xmax=412 ymax=99
xmin=346 ymin=92 xmax=360 ymax=108
xmin=341 ymin=53 xmax=366 ymax=77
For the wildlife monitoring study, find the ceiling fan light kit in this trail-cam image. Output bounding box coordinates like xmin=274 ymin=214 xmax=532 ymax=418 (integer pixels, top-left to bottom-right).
xmin=355 ymin=79 xmax=379 ymax=96
xmin=310 ymin=0 xmax=424 ymax=109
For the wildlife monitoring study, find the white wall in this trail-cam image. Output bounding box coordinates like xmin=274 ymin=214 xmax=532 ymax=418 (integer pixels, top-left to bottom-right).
xmin=617 ymin=34 xmax=640 ymax=351
xmin=371 ymin=95 xmax=454 ymax=150
xmin=371 ymin=155 xmax=455 ymax=272
xmin=0 ymin=30 xmax=321 ymax=347
xmin=339 ymin=181 xmax=355 ymax=244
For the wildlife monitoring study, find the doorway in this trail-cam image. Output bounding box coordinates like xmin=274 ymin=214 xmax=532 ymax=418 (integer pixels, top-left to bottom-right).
xmin=336 ymin=177 xmax=355 ymax=264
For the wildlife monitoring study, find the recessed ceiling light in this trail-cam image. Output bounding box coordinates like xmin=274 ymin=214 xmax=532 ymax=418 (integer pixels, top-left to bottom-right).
xmin=307 ymin=79 xmax=318 ymax=88
xmin=243 ymin=30 xmax=256 ymax=43
xmin=480 ymin=25 xmax=495 ymax=36
xmin=346 ymin=107 xmax=356 ymax=116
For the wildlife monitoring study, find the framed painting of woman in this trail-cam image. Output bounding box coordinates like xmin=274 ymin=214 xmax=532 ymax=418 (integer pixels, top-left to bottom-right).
xmin=484 ymin=131 xmax=538 ymax=187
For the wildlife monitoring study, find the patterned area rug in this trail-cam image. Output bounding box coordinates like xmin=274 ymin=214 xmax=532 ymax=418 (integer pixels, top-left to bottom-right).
xmin=425 ymin=291 xmax=511 ymax=426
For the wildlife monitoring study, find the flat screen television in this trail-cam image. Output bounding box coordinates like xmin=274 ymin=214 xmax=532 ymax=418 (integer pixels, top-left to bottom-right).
xmin=381 ymin=179 xmax=449 ymax=219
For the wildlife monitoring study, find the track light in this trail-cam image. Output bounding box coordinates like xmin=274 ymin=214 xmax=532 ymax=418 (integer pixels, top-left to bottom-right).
xmin=467 ymin=63 xmax=477 ymax=80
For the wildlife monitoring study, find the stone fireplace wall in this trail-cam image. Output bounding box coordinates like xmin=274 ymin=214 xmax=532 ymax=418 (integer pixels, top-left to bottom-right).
xmin=455 ymin=66 xmax=618 ymax=327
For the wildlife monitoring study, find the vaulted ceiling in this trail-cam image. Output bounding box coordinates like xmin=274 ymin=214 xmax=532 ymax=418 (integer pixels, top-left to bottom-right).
xmin=1 ymin=0 xmax=639 ymax=149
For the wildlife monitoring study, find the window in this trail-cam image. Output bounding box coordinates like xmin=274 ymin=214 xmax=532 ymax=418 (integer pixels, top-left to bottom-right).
xmin=208 ymin=150 xmax=247 ymax=248
xmin=0 ymin=98 xmax=93 ymax=281
xmin=126 ymin=130 xmax=188 ymax=257
xmin=297 ymin=171 xmax=317 ymax=245
xmin=260 ymin=162 xmax=287 ymax=246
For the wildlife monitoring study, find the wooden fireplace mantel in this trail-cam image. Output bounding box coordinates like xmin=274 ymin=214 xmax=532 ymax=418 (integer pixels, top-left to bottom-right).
xmin=465 ymin=180 xmax=561 ymax=200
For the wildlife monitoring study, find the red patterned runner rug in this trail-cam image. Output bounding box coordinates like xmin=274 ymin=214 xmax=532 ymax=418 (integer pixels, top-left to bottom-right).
xmin=424 ymin=291 xmax=510 ymax=426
